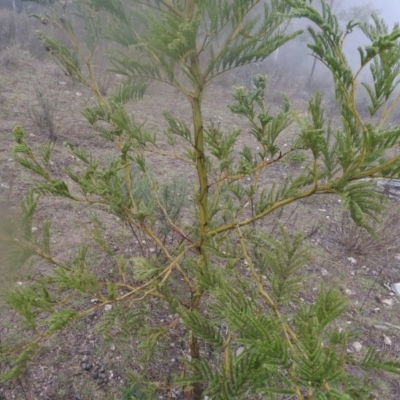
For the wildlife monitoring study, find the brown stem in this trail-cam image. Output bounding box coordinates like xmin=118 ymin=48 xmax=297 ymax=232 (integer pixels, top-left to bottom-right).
xmin=189 ymin=335 xmax=203 ymax=400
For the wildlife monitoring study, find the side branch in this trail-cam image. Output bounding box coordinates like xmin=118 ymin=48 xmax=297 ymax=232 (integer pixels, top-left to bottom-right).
xmin=208 ymin=184 xmax=336 ymax=237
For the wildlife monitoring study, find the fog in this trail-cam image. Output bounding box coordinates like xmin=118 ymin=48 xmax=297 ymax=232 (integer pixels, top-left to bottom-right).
xmin=330 ymin=0 xmax=399 ymax=66
xmin=260 ymin=0 xmax=400 ymax=108
xmin=1 ymin=0 xmax=399 ymax=114
xmin=336 ymin=0 xmax=400 ymax=29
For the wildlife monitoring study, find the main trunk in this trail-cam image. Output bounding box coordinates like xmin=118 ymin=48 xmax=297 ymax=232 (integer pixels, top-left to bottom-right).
xmin=187 ymin=5 xmax=208 ymax=398
xmin=189 ymin=91 xmax=207 ymax=400
xmin=191 ymin=94 xmax=209 ymax=246
xmin=190 ymin=335 xmax=203 ymax=400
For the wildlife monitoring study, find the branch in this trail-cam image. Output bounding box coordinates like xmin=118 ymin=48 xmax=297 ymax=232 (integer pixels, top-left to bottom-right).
xmin=208 ymin=183 xmax=336 ymax=237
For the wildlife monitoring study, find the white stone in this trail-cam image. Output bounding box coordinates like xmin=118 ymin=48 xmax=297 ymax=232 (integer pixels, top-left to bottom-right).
xmin=352 ymin=342 xmax=362 ymax=352
xmin=321 ymin=268 xmax=328 ymax=276
xmin=76 ymin=92 xmax=82 ymax=96
xmin=382 ymin=299 xmax=394 ymax=307
xmin=31 ymin=227 xmax=38 ymax=233
xmin=390 ymin=283 xmax=400 ymax=296
xmin=383 ymin=335 xmax=392 ymax=346
xmin=104 ymin=304 xmax=112 ymax=311
xmin=347 ymin=257 xmax=357 ymax=265
xmin=236 ymin=347 xmax=244 ymax=356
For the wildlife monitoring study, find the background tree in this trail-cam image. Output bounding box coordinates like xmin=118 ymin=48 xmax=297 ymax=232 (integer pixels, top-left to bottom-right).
xmin=2 ymin=0 xmax=400 ymax=399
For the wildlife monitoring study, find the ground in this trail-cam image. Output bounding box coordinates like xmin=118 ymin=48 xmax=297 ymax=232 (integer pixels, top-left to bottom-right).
xmin=1 ymin=46 xmax=400 ymax=400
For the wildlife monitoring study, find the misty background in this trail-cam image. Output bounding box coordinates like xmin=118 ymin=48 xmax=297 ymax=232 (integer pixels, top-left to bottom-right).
xmin=0 ymin=0 xmax=399 ymax=119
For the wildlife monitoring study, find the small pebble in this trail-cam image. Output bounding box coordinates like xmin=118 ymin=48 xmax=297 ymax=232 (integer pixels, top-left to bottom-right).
xmin=382 ymin=299 xmax=394 ymax=307
xmin=352 ymin=342 xmax=362 ymax=352
xmin=81 ymin=362 xmax=92 ymax=371
xmin=383 ymin=335 xmax=392 ymax=346
xmin=236 ymin=347 xmax=244 ymax=356
xmin=373 ymin=325 xmax=388 ymax=330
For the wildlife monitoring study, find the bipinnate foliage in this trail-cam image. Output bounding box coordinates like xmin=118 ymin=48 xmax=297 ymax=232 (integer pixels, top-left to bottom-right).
xmin=2 ymin=0 xmax=400 ymax=399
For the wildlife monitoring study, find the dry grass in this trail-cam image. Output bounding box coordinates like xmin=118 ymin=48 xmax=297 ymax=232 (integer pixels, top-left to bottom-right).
xmin=330 ymin=206 xmax=400 ymax=255
xmin=26 ymin=84 xmax=60 ymax=142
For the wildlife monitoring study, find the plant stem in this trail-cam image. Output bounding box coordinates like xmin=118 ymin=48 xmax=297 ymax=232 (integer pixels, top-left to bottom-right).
xmin=187 ymin=14 xmax=208 ymax=394
xmin=189 ymin=335 xmax=203 ymax=400
xmin=191 ymin=89 xmax=209 ymax=248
